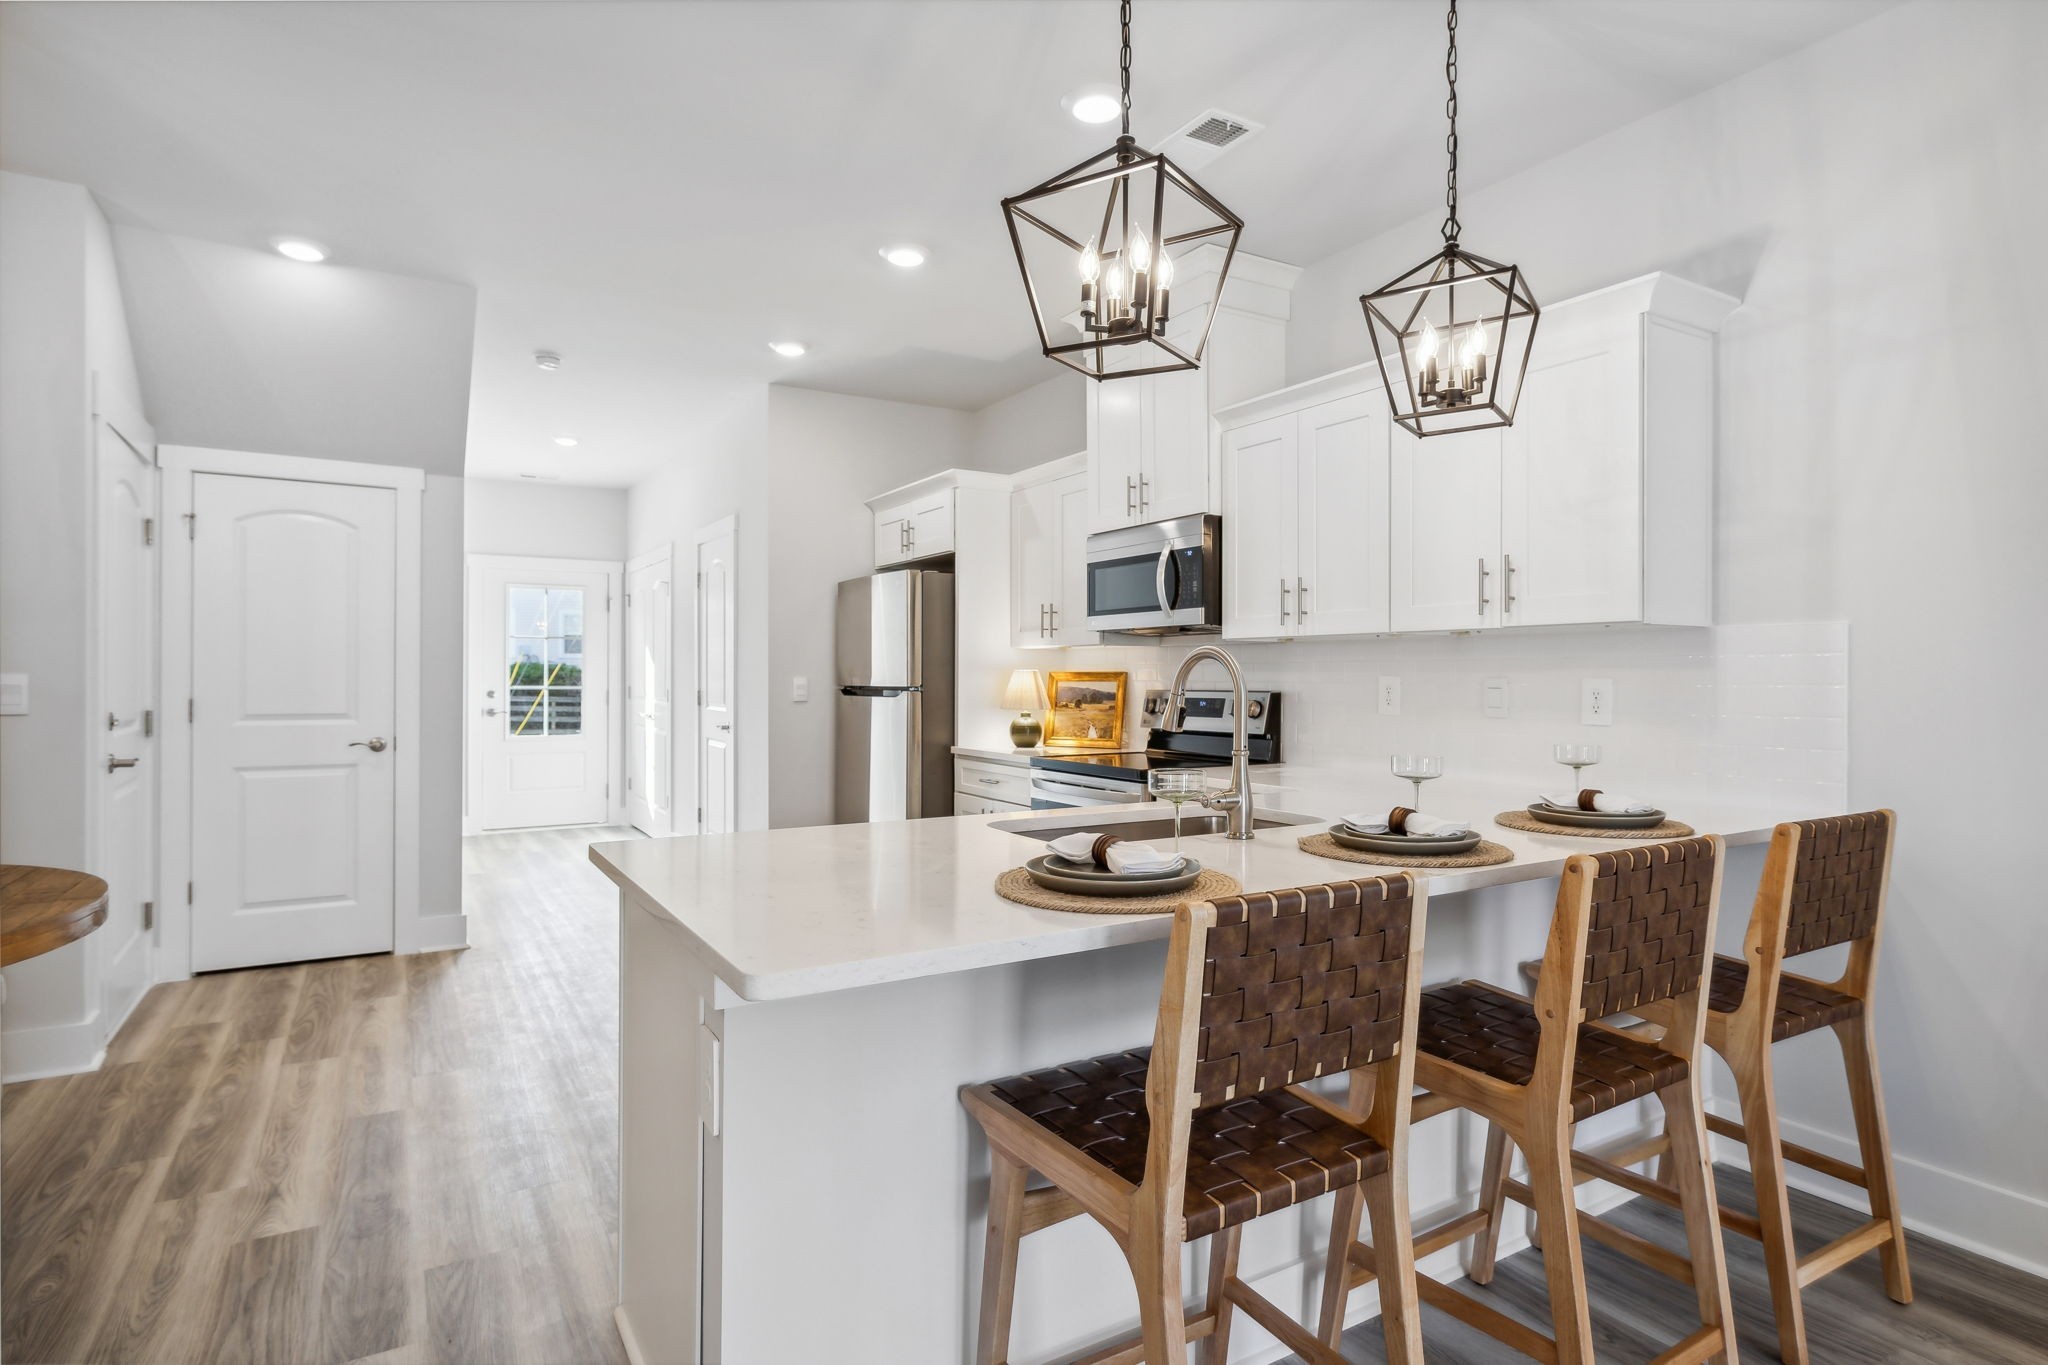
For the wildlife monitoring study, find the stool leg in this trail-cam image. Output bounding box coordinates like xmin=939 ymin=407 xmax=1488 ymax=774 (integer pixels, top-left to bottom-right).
xmin=1467 ymin=1121 xmax=1512 ymax=1285
xmin=1659 ymin=1081 xmax=1739 ymax=1365
xmin=976 ymin=1150 xmax=1027 ymax=1365
xmin=1732 ymin=1045 xmax=1807 ymax=1365
xmin=1317 ymin=1184 xmax=1365 ymax=1346
xmin=1363 ymin=1168 xmax=1425 ymax=1365
xmin=1200 ymin=1225 xmax=1242 ymax=1365
xmin=1127 ymin=1223 xmax=1190 ymax=1363
xmin=1523 ymin=1122 xmax=1596 ymax=1364
xmin=1835 ymin=1013 xmax=1913 ymax=1305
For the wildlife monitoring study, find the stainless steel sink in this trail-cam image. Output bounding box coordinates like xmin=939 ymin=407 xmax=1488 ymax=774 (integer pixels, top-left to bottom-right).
xmin=991 ymin=810 xmax=1318 ymax=842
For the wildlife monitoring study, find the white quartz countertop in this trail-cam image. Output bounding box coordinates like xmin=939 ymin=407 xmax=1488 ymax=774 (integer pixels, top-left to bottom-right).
xmin=591 ymin=776 xmax=1822 ymax=1005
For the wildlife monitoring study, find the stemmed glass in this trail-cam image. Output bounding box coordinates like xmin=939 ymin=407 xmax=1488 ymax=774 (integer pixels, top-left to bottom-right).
xmin=1552 ymin=743 xmax=1602 ymax=795
xmin=1148 ymin=769 xmax=1209 ymax=859
xmin=1389 ymin=755 xmax=1444 ymax=809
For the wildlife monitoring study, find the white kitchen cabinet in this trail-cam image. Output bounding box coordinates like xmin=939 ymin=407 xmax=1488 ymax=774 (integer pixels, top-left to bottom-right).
xmin=870 ymin=474 xmax=968 ymax=567
xmin=1219 ymin=376 xmax=1391 ymax=640
xmin=1390 ymin=425 xmax=1504 ymax=632
xmin=1010 ymin=455 xmax=1097 ymax=647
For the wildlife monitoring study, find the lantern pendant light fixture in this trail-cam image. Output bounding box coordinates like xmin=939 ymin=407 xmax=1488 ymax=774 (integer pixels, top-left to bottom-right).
xmin=1362 ymin=0 xmax=1539 ymax=437
xmin=1001 ymin=0 xmax=1244 ymax=381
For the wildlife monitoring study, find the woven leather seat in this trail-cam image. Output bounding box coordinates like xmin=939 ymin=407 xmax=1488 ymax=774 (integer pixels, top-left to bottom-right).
xmin=1415 ymin=980 xmax=1690 ymax=1122
xmin=1708 ymin=953 xmax=1863 ymax=1040
xmin=985 ymin=1047 xmax=1389 ymax=1240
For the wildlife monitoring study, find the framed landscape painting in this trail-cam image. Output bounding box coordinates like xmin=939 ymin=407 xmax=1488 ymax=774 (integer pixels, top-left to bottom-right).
xmin=1045 ymin=671 xmax=1127 ymax=750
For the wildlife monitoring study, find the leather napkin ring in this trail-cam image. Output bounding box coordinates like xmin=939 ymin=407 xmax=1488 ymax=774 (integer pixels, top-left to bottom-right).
xmin=1578 ymin=789 xmax=1602 ymax=811
xmin=1089 ymin=834 xmax=1123 ymax=866
xmin=1387 ymin=806 xmax=1414 ymax=835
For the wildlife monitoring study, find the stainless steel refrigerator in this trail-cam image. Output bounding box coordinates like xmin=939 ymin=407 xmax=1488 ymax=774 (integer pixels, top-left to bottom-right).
xmin=834 ymin=569 xmax=955 ymax=823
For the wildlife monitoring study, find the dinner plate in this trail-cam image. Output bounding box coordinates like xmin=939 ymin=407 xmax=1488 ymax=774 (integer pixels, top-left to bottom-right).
xmin=1025 ymin=855 xmax=1203 ymax=897
xmin=1526 ymin=802 xmax=1666 ymax=830
xmin=1045 ymin=853 xmax=1187 ymax=879
xmin=1329 ymin=827 xmax=1482 ymax=856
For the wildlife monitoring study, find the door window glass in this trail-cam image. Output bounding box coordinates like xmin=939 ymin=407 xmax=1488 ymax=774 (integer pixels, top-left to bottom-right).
xmin=506 ymin=585 xmax=584 ymax=735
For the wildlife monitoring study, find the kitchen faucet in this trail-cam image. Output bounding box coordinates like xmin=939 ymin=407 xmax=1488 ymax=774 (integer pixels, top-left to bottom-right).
xmin=1165 ymin=645 xmax=1255 ymax=840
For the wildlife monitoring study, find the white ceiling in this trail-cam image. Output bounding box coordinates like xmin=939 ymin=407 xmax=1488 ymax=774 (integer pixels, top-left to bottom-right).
xmin=0 ymin=0 xmax=1894 ymax=487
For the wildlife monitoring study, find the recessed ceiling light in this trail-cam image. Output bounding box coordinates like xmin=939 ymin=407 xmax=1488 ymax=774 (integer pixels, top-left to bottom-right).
xmin=272 ymin=237 xmax=328 ymax=263
xmin=1063 ymin=87 xmax=1122 ymax=125
xmin=879 ymin=244 xmax=928 ymax=269
xmin=553 ymin=436 xmax=579 ymax=447
xmin=768 ymin=340 xmax=807 ymax=358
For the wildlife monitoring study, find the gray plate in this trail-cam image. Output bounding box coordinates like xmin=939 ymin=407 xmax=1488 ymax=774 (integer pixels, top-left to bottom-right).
xmin=1025 ymin=855 xmax=1203 ymax=898
xmin=1329 ymin=827 xmax=1481 ymax=856
xmin=1044 ymin=853 xmax=1187 ymax=881
xmin=1527 ymin=802 xmax=1666 ymax=830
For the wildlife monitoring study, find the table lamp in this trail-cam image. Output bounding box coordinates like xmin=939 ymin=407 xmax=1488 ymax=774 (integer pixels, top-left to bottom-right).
xmin=1002 ymin=669 xmax=1049 ymax=748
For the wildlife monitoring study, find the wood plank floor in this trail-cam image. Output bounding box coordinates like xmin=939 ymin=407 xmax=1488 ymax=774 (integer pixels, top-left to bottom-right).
xmin=3 ymin=824 xmax=641 ymax=1365
xmin=1306 ymin=1163 xmax=2048 ymax=1364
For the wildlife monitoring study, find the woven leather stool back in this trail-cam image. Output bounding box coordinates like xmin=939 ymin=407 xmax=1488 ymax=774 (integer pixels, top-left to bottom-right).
xmin=1782 ymin=811 xmax=1891 ymax=957
xmin=1578 ymin=837 xmax=1720 ymax=1019
xmin=1193 ymin=878 xmax=1415 ymax=1108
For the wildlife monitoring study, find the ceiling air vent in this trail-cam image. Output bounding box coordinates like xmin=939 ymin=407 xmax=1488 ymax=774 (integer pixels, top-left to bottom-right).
xmin=1161 ymin=109 xmax=1264 ymax=171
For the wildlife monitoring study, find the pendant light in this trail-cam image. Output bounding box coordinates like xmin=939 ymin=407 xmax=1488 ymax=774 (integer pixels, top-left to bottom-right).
xmin=1001 ymin=0 xmax=1244 ymax=381
xmin=1361 ymin=0 xmax=1539 ymax=437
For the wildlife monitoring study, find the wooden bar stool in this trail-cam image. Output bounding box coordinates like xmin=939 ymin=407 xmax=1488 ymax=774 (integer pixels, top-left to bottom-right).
xmin=1494 ymin=811 xmax=1910 ymax=1364
xmin=1330 ymin=838 xmax=1737 ymax=1365
xmin=962 ymin=877 xmax=1429 ymax=1365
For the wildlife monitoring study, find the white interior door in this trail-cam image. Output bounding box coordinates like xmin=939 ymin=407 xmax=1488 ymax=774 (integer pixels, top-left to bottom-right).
xmin=695 ymin=524 xmax=736 ymax=835
xmin=625 ymin=552 xmax=673 ymax=836
xmin=191 ymin=473 xmax=396 ymax=973
xmin=96 ymin=400 xmax=157 ymax=1023
xmin=468 ymin=560 xmax=613 ymax=831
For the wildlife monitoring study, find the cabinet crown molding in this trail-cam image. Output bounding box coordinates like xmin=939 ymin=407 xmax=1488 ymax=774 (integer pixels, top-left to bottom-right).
xmin=863 ymin=466 xmax=1011 ymax=513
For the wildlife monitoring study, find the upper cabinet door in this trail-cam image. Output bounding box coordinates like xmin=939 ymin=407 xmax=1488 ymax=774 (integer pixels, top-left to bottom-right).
xmin=875 ymin=514 xmax=910 ymax=567
xmin=1390 ymin=425 xmax=1502 ymax=632
xmin=1139 ymin=365 xmax=1211 ymax=522
xmin=1500 ymin=320 xmax=1641 ymax=627
xmin=1051 ymin=473 xmax=1100 ymax=645
xmin=1297 ymin=392 xmax=1391 ymax=637
xmin=1220 ymin=416 xmax=1298 ymax=639
xmin=1010 ymin=479 xmax=1059 ymax=647
xmin=1089 ymin=380 xmax=1145 ymax=531
xmin=907 ymin=492 xmax=954 ymax=558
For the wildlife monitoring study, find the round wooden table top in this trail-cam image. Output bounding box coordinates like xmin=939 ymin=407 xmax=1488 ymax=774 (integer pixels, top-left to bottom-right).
xmin=1 ymin=864 xmax=111 ymax=967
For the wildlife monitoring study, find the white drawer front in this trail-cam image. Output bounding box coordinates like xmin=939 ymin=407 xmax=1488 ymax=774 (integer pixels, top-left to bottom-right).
xmin=954 ymin=758 xmax=1031 ymax=806
xmin=953 ymin=792 xmax=1030 ymax=817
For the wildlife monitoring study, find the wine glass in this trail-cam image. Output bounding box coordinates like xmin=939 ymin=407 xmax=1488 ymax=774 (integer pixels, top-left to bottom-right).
xmin=1552 ymin=743 xmax=1602 ymax=796
xmin=1148 ymin=769 xmax=1209 ymax=858
xmin=1389 ymin=755 xmax=1443 ymax=809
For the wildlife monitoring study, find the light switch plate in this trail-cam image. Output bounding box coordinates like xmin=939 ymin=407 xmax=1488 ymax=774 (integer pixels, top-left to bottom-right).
xmin=1483 ymin=677 xmax=1511 ymax=718
xmin=1377 ymin=676 xmax=1401 ymax=717
xmin=791 ymin=675 xmax=809 ymax=703
xmin=1581 ymin=678 xmax=1616 ymax=726
xmin=0 ymin=674 xmax=25 ymax=716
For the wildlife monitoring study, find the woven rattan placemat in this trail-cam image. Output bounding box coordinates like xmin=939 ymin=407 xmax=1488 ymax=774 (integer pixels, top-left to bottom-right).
xmin=994 ymin=866 xmax=1242 ymax=915
xmin=1493 ymin=809 xmax=1697 ymax=839
xmin=1296 ymin=833 xmax=1515 ymax=869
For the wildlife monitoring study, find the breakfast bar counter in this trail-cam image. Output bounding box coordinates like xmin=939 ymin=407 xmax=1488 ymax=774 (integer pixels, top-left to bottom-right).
xmin=591 ymin=783 xmax=1808 ymax=1364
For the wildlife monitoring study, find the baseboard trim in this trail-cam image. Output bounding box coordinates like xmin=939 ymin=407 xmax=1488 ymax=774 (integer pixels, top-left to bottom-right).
xmin=2 ymin=1010 xmax=109 ymax=1083
xmin=409 ymin=911 xmax=470 ymax=954
xmin=1707 ymin=1097 xmax=2048 ymax=1280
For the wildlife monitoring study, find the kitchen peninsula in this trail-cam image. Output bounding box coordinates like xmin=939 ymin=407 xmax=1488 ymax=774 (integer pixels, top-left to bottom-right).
xmin=591 ymin=781 xmax=1808 ymax=1364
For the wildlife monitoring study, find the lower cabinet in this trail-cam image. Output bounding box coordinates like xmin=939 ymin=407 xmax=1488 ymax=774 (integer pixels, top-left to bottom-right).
xmin=954 ymin=792 xmax=1029 ymax=816
xmin=955 ymin=756 xmax=1031 ymax=812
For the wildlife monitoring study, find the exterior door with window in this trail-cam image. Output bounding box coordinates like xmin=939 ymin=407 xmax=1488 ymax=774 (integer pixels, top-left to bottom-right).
xmin=468 ymin=559 xmax=613 ymax=830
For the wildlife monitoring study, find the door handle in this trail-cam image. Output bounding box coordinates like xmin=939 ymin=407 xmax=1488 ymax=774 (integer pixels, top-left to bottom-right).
xmin=349 ymin=737 xmax=388 ymax=752
xmin=1477 ymin=558 xmax=1492 ymax=618
xmin=106 ymin=754 xmax=139 ymax=772
xmin=107 ymin=712 xmax=133 ymax=731
xmin=716 ymin=723 xmax=732 ymax=732
xmin=1502 ymin=553 xmax=1517 ymax=616
xmin=481 ymin=707 xmax=499 ymax=716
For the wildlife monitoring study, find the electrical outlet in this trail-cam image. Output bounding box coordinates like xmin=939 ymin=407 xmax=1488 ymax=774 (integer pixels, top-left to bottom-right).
xmin=1377 ymin=676 xmax=1401 ymax=717
xmin=1483 ymin=677 xmax=1511 ymax=718
xmin=1581 ymin=678 xmax=1616 ymax=727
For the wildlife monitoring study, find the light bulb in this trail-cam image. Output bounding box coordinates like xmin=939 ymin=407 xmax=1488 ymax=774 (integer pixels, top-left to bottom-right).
xmin=1078 ymin=238 xmax=1100 ymax=285
xmin=1106 ymin=263 xmax=1128 ymax=302
xmin=1154 ymin=248 xmax=1174 ymax=289
xmin=1129 ymin=227 xmax=1151 ymax=273
xmin=1414 ymin=319 xmax=1440 ymax=367
xmin=1460 ymin=325 xmax=1486 ymax=368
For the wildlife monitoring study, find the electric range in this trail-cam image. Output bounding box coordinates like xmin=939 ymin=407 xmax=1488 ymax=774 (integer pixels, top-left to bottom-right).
xmin=1028 ymin=689 xmax=1281 ymax=808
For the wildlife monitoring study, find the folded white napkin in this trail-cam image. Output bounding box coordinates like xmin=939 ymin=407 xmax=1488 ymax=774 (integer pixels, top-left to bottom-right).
xmin=1542 ymin=790 xmax=1656 ymax=815
xmin=1045 ymin=832 xmax=1184 ymax=874
xmin=1342 ymin=809 xmax=1472 ymax=838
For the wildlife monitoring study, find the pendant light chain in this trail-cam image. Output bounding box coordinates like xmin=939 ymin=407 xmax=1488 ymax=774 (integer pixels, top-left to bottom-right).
xmin=1441 ymin=0 xmax=1461 ymax=246
xmin=1118 ymin=0 xmax=1134 ymax=140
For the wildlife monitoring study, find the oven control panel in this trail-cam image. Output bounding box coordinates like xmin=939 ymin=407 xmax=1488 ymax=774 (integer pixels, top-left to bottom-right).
xmin=1143 ymin=689 xmax=1280 ymax=738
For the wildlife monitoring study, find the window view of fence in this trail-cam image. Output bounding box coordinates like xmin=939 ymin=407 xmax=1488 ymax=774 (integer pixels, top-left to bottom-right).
xmin=506 ymin=585 xmax=585 ymax=736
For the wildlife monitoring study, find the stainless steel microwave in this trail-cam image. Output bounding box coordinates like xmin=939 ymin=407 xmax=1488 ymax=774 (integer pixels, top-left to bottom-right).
xmin=1083 ymin=514 xmax=1222 ymax=636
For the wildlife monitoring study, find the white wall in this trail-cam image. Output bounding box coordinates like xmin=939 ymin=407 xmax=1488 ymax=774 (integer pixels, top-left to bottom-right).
xmin=965 ymin=372 xmax=1085 ymax=476
xmin=419 ymin=474 xmax=466 ymax=936
xmin=1270 ymin=0 xmax=2046 ymax=1271
xmin=464 ymin=477 xmax=626 ymax=562
xmin=112 ymin=225 xmax=475 ymax=475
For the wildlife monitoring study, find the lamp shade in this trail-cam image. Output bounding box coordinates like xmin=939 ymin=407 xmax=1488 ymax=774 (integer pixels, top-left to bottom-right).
xmin=1002 ymin=669 xmax=1049 ymax=712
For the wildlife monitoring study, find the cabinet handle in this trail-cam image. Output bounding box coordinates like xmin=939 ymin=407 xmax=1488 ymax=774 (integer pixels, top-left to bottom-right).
xmin=1502 ymin=553 xmax=1517 ymax=616
xmin=1125 ymin=476 xmax=1136 ymax=518
xmin=1279 ymin=577 xmax=1291 ymax=625
xmin=1297 ymin=576 xmax=1307 ymax=622
xmin=1139 ymin=474 xmax=1150 ymax=513
xmin=907 ymin=524 xmax=915 ymax=553
xmin=1049 ymin=603 xmax=1059 ymax=634
xmin=977 ymin=777 xmax=1002 ymax=786
xmin=1477 ymin=558 xmax=1492 ymax=618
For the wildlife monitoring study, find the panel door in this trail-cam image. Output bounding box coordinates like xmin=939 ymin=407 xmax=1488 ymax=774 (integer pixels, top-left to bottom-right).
xmin=1088 ymin=379 xmax=1145 ymax=530
xmin=1501 ymin=321 xmax=1643 ymax=626
xmin=1010 ymin=479 xmax=1059 ymax=647
xmin=1220 ymin=416 xmax=1298 ymax=639
xmin=191 ymin=474 xmax=396 ymax=972
xmin=469 ymin=564 xmax=613 ymax=831
xmin=1140 ymin=365 xmax=1210 ymax=521
xmin=697 ymin=526 xmax=737 ymax=834
xmin=1298 ymin=392 xmax=1392 ymax=637
xmin=1389 ymin=425 xmax=1503 ymax=631
xmin=1050 ymin=473 xmax=1100 ymax=645
xmin=626 ymin=555 xmax=674 ymax=837
xmin=96 ymin=405 xmax=157 ymax=1023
